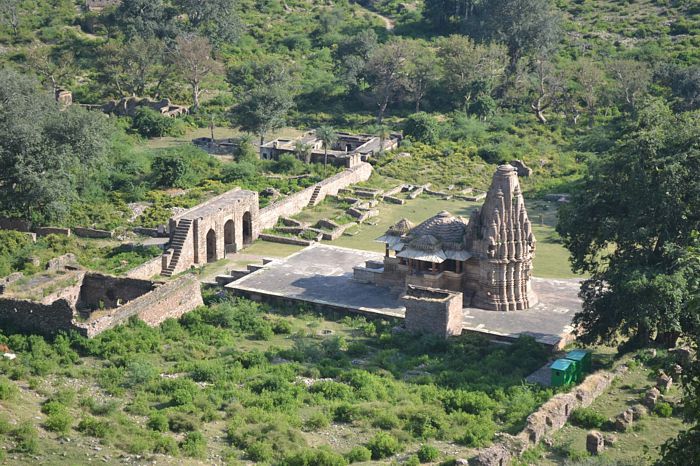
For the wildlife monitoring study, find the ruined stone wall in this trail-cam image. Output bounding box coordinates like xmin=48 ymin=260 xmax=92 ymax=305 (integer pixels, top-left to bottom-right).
xmin=258 ymin=162 xmax=373 ymax=230
xmin=126 ymin=256 xmax=163 ymax=280
xmin=402 ymin=286 xmax=463 ymax=338
xmin=73 ymin=227 xmax=113 ymax=239
xmin=0 ymin=298 xmax=76 ymax=336
xmin=470 ymin=366 xmax=624 ymax=466
xmin=78 ymin=275 xmax=203 ymax=337
xmin=76 ymin=274 xmax=155 ymax=310
xmin=0 ymin=218 xmax=31 ymax=232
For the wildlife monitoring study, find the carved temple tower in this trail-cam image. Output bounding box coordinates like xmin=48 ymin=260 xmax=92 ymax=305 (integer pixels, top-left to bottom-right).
xmin=468 ymin=164 xmax=537 ymax=311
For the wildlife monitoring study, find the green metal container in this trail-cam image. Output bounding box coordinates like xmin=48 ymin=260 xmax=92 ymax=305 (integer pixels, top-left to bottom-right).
xmin=566 ymin=349 xmax=592 ymax=374
xmin=551 ymin=358 xmax=577 ymax=387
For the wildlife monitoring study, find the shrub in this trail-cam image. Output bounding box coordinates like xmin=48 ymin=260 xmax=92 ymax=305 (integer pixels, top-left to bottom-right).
xmin=366 ymin=432 xmax=401 ymax=459
xmin=569 ymin=408 xmax=607 ymax=429
xmin=44 ymin=407 xmax=72 ymax=434
xmin=77 ymin=417 xmax=112 ymax=438
xmin=345 ymin=446 xmax=372 ymax=463
xmin=417 ymin=444 xmax=440 ymax=462
xmin=246 ymin=440 xmax=274 ymax=462
xmin=0 ymin=377 xmax=18 ymax=400
xmin=148 ymin=412 xmax=169 ymax=432
xmin=334 ymin=403 xmax=363 ymax=423
xmin=282 ymin=448 xmax=348 ymax=466
xmin=11 ymin=421 xmax=39 ymax=453
xmin=655 ymin=402 xmax=673 ymax=418
xmin=372 ymin=412 xmax=401 ymax=430
xmin=132 ymin=107 xmax=185 ymax=138
xmin=457 ymin=414 xmax=496 ymax=448
xmin=404 ymin=112 xmax=441 ymax=145
xmin=405 ymin=455 xmax=421 ymax=466
xmin=273 ymin=319 xmax=294 ymax=334
xmin=168 ymin=412 xmax=199 ymax=432
xmin=153 ymin=434 xmax=179 ymax=455
xmin=180 ymin=431 xmax=207 ymax=458
xmin=305 ymin=411 xmax=331 ymax=430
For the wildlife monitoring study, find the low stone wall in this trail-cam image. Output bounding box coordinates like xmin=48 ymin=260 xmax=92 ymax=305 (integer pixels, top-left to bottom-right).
xmin=78 ymin=275 xmax=203 ymax=337
xmin=0 ymin=218 xmax=31 ymax=232
xmin=0 ymin=273 xmax=24 ymax=294
xmin=127 ymin=256 xmax=165 ymax=280
xmin=470 ymin=365 xmax=626 ymax=466
xmin=258 ymin=234 xmax=314 ymax=246
xmin=73 ymin=227 xmax=113 ymax=239
xmin=258 ymin=163 xmax=373 ymax=230
xmin=36 ymin=227 xmax=71 ymax=237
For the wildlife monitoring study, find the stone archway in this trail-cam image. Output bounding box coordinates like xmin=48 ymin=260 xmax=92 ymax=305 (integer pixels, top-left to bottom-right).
xmin=224 ymin=219 xmax=235 ymax=254
xmin=206 ymin=229 xmax=217 ymax=263
xmin=243 ymin=211 xmax=253 ymax=245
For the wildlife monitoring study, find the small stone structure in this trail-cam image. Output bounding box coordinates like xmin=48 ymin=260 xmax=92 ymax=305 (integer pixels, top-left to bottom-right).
xmin=402 ymin=285 xmax=463 ymax=338
xmin=260 ymin=130 xmax=401 ymax=168
xmin=356 ymin=164 xmax=537 ymax=311
xmin=0 ymin=273 xmax=202 ymax=337
xmin=586 ymin=431 xmax=604 ymax=455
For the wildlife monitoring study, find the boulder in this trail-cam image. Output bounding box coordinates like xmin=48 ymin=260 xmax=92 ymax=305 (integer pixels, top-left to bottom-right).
xmin=603 ymin=433 xmax=618 ymax=446
xmin=656 ymin=373 xmax=673 ymax=392
xmin=614 ymin=408 xmax=634 ymax=432
xmin=644 ymin=387 xmax=661 ymax=408
xmin=586 ymin=431 xmax=605 ymax=455
xmin=631 ymin=404 xmax=647 ymax=420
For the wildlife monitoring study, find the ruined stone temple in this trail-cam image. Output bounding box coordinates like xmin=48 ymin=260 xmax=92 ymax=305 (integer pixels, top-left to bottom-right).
xmin=355 ymin=164 xmax=537 ymax=311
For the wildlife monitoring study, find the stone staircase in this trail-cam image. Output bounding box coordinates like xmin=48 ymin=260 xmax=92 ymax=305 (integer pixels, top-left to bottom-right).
xmin=161 ymin=219 xmax=192 ymax=277
xmin=307 ymin=185 xmax=323 ymax=207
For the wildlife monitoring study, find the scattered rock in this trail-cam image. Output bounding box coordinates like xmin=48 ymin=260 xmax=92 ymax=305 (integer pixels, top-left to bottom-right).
xmin=614 ymin=408 xmax=634 ymax=432
xmin=630 ymin=404 xmax=647 ymax=420
xmin=644 ymin=387 xmax=661 ymax=408
xmin=656 ymin=373 xmax=673 ymax=392
xmin=586 ymin=430 xmax=605 ymax=455
xmin=603 ymin=433 xmax=618 ymax=446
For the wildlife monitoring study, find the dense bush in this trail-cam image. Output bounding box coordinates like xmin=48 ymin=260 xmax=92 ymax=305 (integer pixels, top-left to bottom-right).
xmin=366 ymin=432 xmax=402 ymax=459
xmin=417 ymin=444 xmax=440 ymax=462
xmin=132 ymin=108 xmax=186 ymax=138
xmin=180 ymin=431 xmax=207 ymax=458
xmin=569 ymin=408 xmax=607 ymax=429
xmin=655 ymin=402 xmax=673 ymax=418
xmin=404 ymin=112 xmax=441 ymax=144
xmin=345 ymin=446 xmax=372 ymax=463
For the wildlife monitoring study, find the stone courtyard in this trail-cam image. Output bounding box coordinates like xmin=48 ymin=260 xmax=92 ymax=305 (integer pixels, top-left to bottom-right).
xmin=227 ymin=244 xmax=578 ymax=348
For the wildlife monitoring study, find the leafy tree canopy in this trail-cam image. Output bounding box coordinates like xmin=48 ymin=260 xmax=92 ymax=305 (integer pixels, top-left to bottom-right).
xmin=0 ymin=68 xmax=111 ymax=224
xmin=557 ymin=98 xmax=700 ymax=348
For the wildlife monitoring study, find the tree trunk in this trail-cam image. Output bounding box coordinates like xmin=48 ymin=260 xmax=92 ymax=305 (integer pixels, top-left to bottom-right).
xmin=192 ymin=82 xmax=200 ymax=113
xmin=324 ymin=147 xmax=328 ymax=177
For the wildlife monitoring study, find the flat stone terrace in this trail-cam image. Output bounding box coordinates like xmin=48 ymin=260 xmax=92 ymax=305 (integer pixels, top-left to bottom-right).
xmin=227 ymin=244 xmax=579 ymax=348
xmin=175 ymin=188 xmax=257 ymax=221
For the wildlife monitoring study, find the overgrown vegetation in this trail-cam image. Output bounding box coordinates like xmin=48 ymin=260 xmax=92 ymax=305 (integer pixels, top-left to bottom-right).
xmin=0 ymin=296 xmax=552 ymax=462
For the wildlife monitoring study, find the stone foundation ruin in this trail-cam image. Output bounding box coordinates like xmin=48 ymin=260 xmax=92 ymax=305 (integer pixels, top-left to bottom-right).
xmin=0 ymin=272 xmax=202 ymax=338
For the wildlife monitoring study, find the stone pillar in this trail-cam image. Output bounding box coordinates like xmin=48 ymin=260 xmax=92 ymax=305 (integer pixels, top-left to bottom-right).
xmin=586 ymin=431 xmax=604 ymax=455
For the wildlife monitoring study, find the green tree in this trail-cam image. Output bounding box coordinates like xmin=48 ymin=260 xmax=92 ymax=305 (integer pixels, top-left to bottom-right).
xmin=113 ymin=0 xmax=178 ymax=40
xmin=469 ymin=0 xmax=562 ymax=72
xmin=316 ymin=126 xmax=337 ymax=176
xmin=404 ymin=112 xmax=440 ymax=144
xmin=557 ymin=99 xmax=700 ymax=348
xmin=436 ymin=35 xmax=507 ymax=111
xmin=173 ymin=0 xmax=242 ymax=44
xmin=0 ymin=69 xmax=111 ymax=224
xmin=229 ymin=58 xmax=297 ymax=146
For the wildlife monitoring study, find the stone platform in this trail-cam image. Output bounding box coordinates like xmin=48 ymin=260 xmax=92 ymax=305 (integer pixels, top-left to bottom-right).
xmin=227 ymin=244 xmax=579 ymax=348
